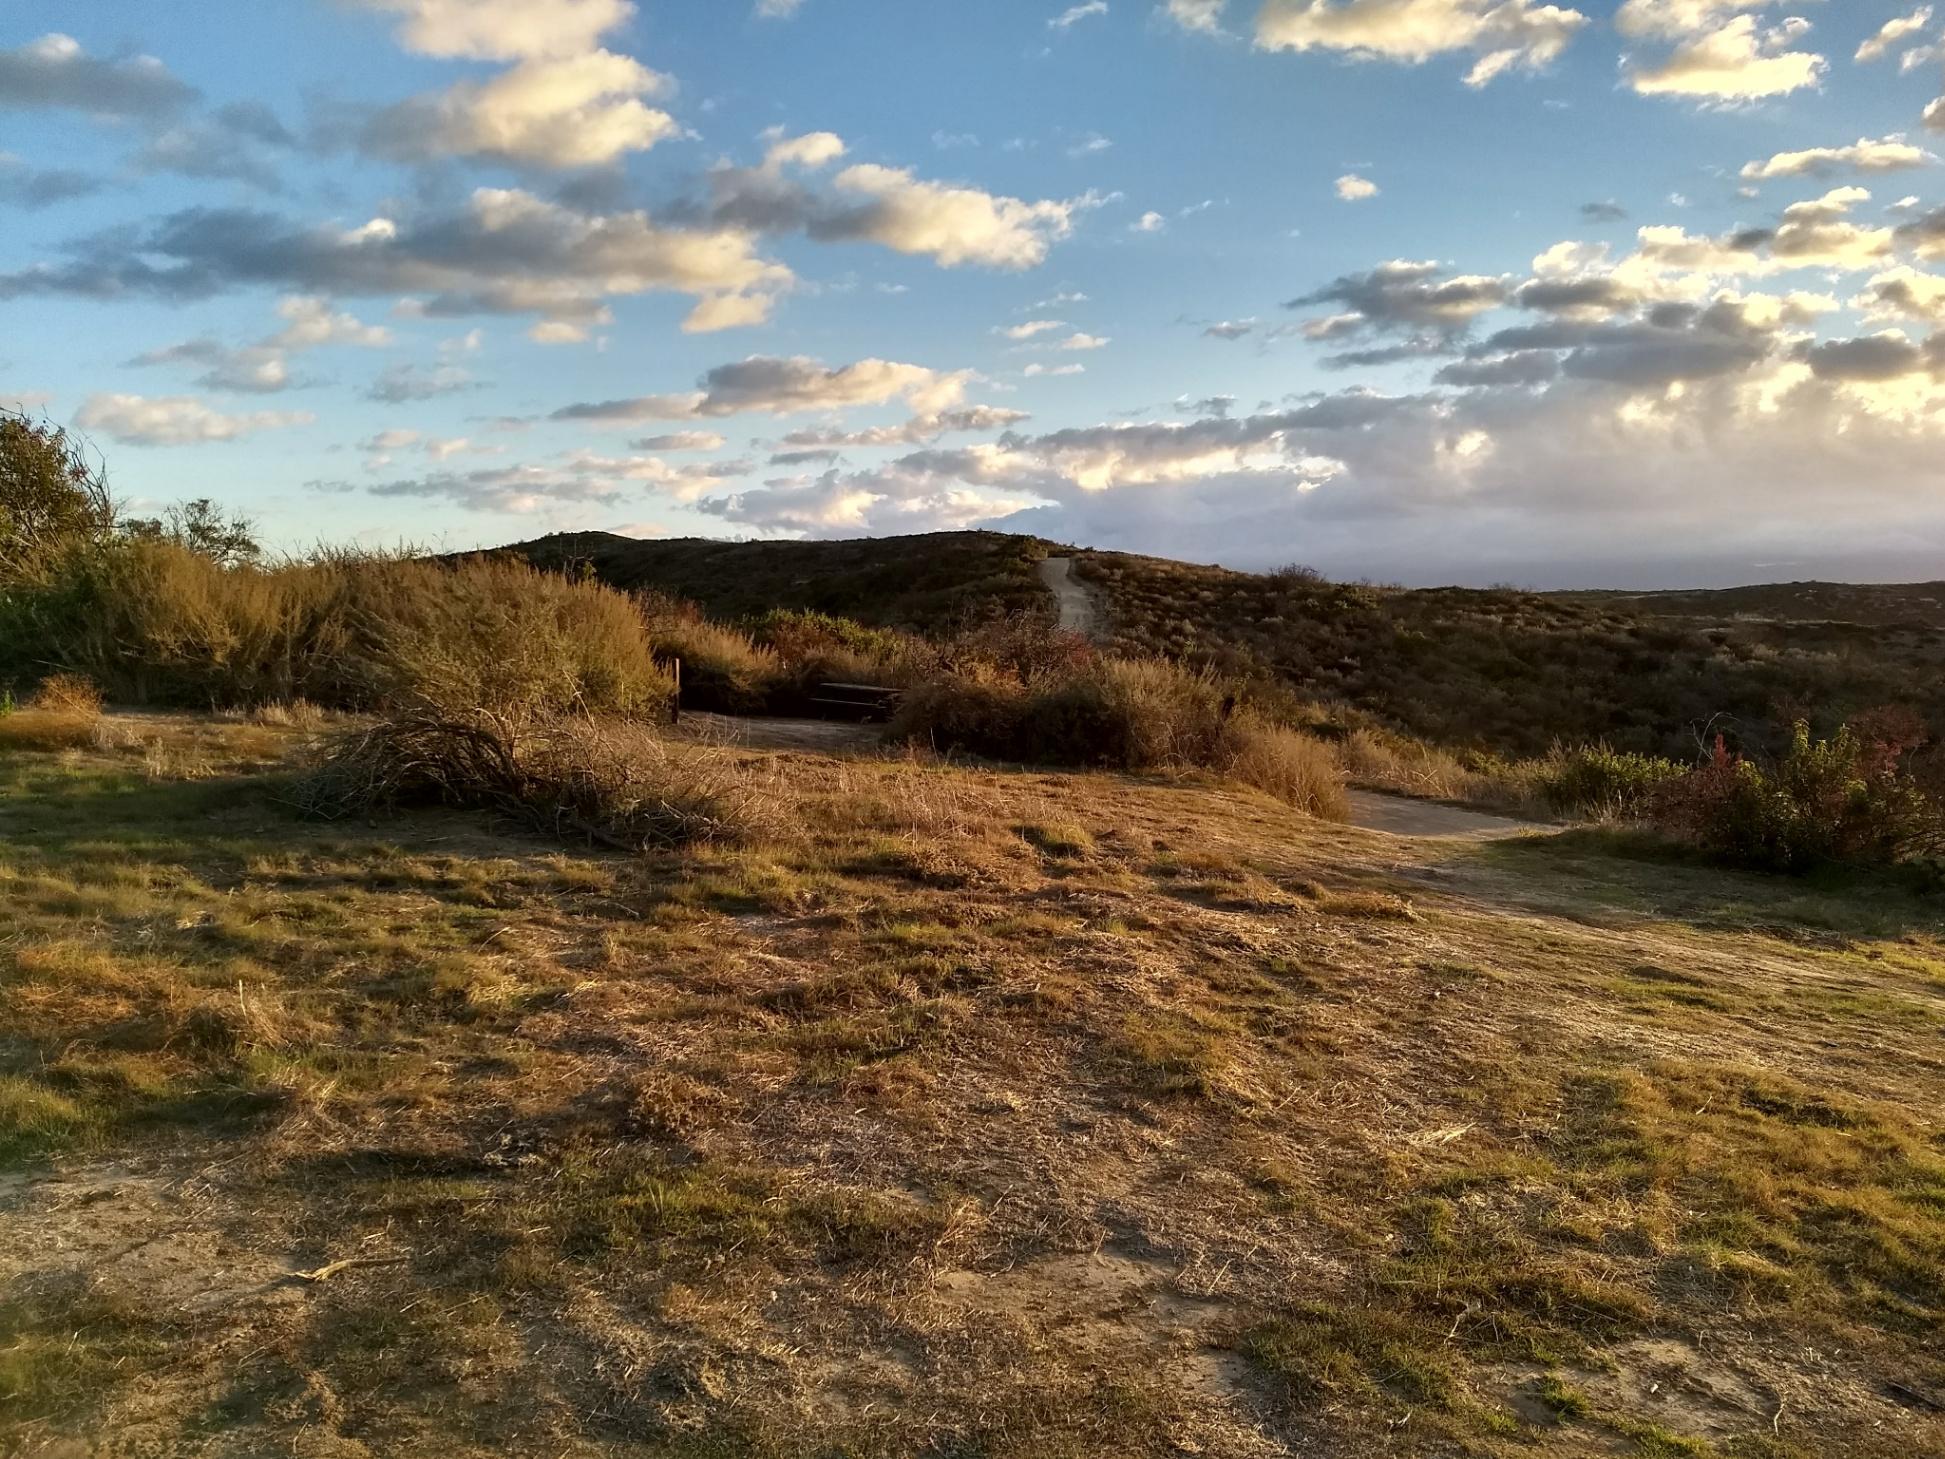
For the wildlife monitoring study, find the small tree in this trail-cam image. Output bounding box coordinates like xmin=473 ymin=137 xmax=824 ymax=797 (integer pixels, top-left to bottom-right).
xmin=122 ymin=498 xmax=262 ymax=568
xmin=0 ymin=411 xmax=115 ymax=578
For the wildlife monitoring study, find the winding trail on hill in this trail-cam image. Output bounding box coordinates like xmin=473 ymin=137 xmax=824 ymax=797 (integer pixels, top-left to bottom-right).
xmin=1039 ymin=556 xmax=1101 ymax=637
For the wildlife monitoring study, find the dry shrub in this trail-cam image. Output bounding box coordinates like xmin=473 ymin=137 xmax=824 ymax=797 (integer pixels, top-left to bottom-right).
xmin=296 ymin=712 xmax=777 ymax=850
xmin=0 ymin=672 xmax=105 ymax=752
xmin=24 ymin=672 xmax=101 ymax=716
xmin=13 ymin=540 xmax=672 ymax=718
xmin=892 ymin=656 xmax=1348 ymax=817
xmin=643 ymin=611 xmax=783 ymax=715
xmin=1334 ymin=727 xmax=1486 ymax=802
xmin=1221 ymin=719 xmax=1350 ymax=821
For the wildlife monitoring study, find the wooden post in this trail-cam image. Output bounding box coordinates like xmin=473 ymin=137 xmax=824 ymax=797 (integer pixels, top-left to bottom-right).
xmin=670 ymin=657 xmax=682 ymax=726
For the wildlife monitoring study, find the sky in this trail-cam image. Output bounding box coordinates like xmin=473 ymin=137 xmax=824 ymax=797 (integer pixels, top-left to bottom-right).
xmin=3 ymin=1 xmax=1945 ymax=587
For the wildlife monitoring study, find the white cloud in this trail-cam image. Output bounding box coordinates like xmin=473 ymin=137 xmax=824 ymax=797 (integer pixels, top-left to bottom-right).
xmin=75 ymin=393 xmax=311 ymax=446
xmin=1855 ymin=7 xmax=1933 ymax=63
xmin=777 ymin=407 xmax=1031 ymax=451
xmin=1051 ymin=3 xmax=1110 ymax=29
xmin=825 ymin=164 xmax=1099 ymax=268
xmin=350 ymin=0 xmax=635 ymax=61
xmin=756 ymin=0 xmax=806 ymax=17
xmin=1928 ymin=97 xmax=1945 ymax=133
xmin=363 ymin=50 xmax=677 ymax=167
xmin=1024 ymin=362 xmax=1086 ymax=376
xmin=999 ymin=319 xmax=1068 ymax=339
xmin=1853 ymin=265 xmax=1945 ymax=326
xmin=1060 ymin=332 xmax=1111 ymax=350
xmin=1624 ymin=14 xmax=1826 ymax=100
xmin=128 ymin=295 xmax=391 ymax=395
xmin=1133 ymin=210 xmax=1168 ymax=232
xmin=1163 ymin=0 xmax=1228 ymax=34
xmin=1741 ymin=136 xmax=1933 ymax=181
xmin=550 ymin=355 xmax=974 ymax=422
xmin=1204 ymin=318 xmax=1257 ymax=339
xmin=1336 ymin=172 xmax=1379 ymax=201
xmin=367 ymin=362 xmax=478 ymax=402
xmin=1254 ymin=1 xmax=1589 ymax=86
xmin=272 ymin=295 xmax=393 ymax=349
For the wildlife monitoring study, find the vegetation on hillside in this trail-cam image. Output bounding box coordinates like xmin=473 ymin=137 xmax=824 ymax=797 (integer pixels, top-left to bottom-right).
xmin=1077 ymin=550 xmax=1945 ymax=764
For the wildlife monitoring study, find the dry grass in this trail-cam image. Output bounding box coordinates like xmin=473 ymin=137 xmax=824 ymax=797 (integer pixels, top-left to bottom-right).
xmin=297 ymin=712 xmax=780 ymax=849
xmin=1 ymin=714 xmax=1942 ymax=1458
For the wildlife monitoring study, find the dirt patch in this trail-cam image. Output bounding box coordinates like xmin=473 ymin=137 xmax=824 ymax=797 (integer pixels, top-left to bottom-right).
xmin=1345 ymin=789 xmax=1548 ymax=840
xmin=1039 ymin=556 xmax=1102 ymax=637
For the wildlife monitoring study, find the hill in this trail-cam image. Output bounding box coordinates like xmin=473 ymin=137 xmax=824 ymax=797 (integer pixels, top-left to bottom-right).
xmin=499 ymin=531 xmax=1945 ymax=763
xmin=500 ymin=530 xmax=1052 ymax=635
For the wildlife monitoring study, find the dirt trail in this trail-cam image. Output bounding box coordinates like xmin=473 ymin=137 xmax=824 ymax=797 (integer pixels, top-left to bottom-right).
xmin=1039 ymin=556 xmax=1100 ymax=636
xmin=1344 ymin=789 xmax=1548 ymax=840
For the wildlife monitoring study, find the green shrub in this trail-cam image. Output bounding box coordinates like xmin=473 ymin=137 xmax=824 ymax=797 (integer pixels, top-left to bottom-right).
xmin=1542 ymin=746 xmax=1685 ymax=819
xmin=1653 ymin=722 xmax=1943 ymax=872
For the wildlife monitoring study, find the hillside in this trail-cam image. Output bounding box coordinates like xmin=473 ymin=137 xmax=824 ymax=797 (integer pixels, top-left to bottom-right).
xmin=4 ymin=712 xmax=1942 ymax=1458
xmin=500 ymin=530 xmax=1053 ymax=636
xmin=498 ymin=532 xmax=1945 ymax=763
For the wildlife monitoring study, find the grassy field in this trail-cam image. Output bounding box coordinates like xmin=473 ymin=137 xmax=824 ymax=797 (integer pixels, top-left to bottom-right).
xmin=3 ymin=712 xmax=1942 ymax=1457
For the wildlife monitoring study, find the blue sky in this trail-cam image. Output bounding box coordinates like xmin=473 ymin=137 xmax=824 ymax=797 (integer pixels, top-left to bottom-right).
xmin=4 ymin=1 xmax=1945 ymax=585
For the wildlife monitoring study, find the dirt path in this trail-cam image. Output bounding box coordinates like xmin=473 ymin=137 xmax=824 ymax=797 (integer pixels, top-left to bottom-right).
xmin=1039 ymin=556 xmax=1100 ymax=636
xmin=1344 ymin=789 xmax=1548 ymax=840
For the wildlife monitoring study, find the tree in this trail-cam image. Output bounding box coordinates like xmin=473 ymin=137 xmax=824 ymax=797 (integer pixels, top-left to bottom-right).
xmin=0 ymin=410 xmax=115 ymax=578
xmin=122 ymin=498 xmax=262 ymax=568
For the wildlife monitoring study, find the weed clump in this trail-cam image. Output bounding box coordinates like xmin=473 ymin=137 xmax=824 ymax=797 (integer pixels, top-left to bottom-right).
xmin=297 ymin=713 xmax=775 ymax=850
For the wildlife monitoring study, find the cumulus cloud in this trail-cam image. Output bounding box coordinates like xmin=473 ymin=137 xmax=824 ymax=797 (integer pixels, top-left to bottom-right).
xmin=1928 ymin=97 xmax=1945 ymax=133
xmin=0 ymin=34 xmax=196 ymax=119
xmin=1623 ymin=13 xmax=1826 ymax=100
xmin=75 ymin=393 xmax=311 ymax=446
xmin=550 ymin=355 xmax=974 ymax=422
xmin=1000 ymin=319 xmax=1068 ymax=339
xmin=1285 ymin=260 xmax=1509 ymax=352
xmin=1254 ymin=1 xmax=1589 ymax=87
xmin=0 ymin=188 xmax=793 ymax=334
xmin=1335 ymin=173 xmax=1379 ymax=201
xmin=349 ymin=0 xmax=636 ymax=61
xmin=1163 ymin=0 xmax=1229 ymax=33
xmin=1741 ymin=136 xmax=1933 ymax=181
xmin=127 ymin=295 xmax=391 ymax=394
xmin=1856 ymin=265 xmax=1945 ymax=326
xmin=689 ymin=132 xmax=1100 ymax=270
xmin=361 ymin=50 xmax=678 ymax=167
xmin=1855 ymin=8 xmax=1933 ymax=64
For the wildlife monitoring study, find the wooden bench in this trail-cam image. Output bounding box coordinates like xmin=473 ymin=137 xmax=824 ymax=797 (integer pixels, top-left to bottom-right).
xmin=807 ymin=681 xmax=904 ymax=723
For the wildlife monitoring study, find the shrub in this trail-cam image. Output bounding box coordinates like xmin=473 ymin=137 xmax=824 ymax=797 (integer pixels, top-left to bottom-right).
xmin=1221 ymin=719 xmax=1350 ymax=821
xmin=3 ymin=542 xmax=673 ymax=719
xmin=1542 ymin=746 xmax=1685 ymax=819
xmin=1653 ymin=722 xmax=1943 ymax=872
xmin=640 ymin=606 xmax=783 ymax=715
xmin=0 ymin=672 xmax=104 ymax=753
xmin=892 ymin=656 xmax=1347 ymax=816
xmin=296 ymin=712 xmax=775 ymax=850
